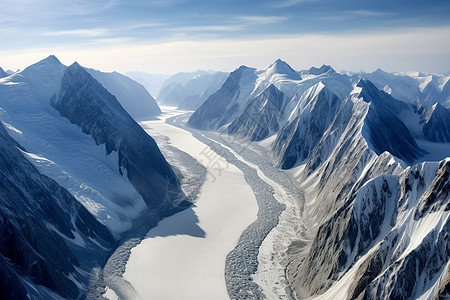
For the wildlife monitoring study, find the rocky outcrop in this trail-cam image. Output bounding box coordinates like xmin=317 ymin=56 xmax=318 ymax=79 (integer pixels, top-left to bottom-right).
xmin=292 ymin=159 xmax=449 ymax=299
xmin=228 ymin=84 xmax=284 ymax=141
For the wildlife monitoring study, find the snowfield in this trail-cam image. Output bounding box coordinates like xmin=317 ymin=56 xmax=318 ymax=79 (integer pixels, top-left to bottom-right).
xmin=122 ymin=109 xmax=258 ymax=299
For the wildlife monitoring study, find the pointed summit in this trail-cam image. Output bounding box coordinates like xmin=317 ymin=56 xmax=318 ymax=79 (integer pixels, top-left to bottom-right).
xmin=46 ymin=54 xmax=61 ymax=64
xmin=0 ymin=67 xmax=6 ymax=78
xmin=68 ymin=61 xmax=83 ymax=71
xmin=266 ymin=59 xmax=301 ymax=80
xmin=63 ymin=62 xmax=88 ymax=82
xmin=21 ymin=55 xmax=65 ymax=76
xmin=374 ymin=67 xmax=387 ymax=74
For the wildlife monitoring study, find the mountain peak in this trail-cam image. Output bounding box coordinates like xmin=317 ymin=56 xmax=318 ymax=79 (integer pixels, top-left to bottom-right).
xmin=42 ymin=55 xmax=62 ymax=65
xmin=69 ymin=61 xmax=82 ymax=69
xmin=266 ymin=59 xmax=301 ymax=80
xmin=356 ymin=78 xmax=385 ymax=102
xmin=0 ymin=67 xmax=6 ymax=78
xmin=307 ymin=64 xmax=335 ymax=75
xmin=21 ymin=55 xmax=65 ymax=76
xmin=357 ymin=78 xmax=376 ymax=89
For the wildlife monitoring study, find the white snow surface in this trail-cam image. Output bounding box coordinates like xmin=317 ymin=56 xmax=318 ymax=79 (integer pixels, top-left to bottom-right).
xmin=308 ymin=159 xmax=450 ymax=300
xmin=0 ymin=56 xmax=147 ymax=234
xmin=122 ymin=108 xmax=258 ymax=300
xmin=86 ymin=68 xmax=161 ymax=118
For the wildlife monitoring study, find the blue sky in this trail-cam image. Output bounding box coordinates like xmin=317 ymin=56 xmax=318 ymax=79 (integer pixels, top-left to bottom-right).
xmin=1 ymin=0 xmax=450 ymax=73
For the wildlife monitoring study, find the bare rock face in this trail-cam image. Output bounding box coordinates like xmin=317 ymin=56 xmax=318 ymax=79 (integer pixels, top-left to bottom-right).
xmin=273 ymin=85 xmax=342 ymax=169
xmin=188 ymin=66 xmax=256 ymax=130
xmin=420 ymin=103 xmax=450 ymax=143
xmin=228 ymin=84 xmax=284 ymax=141
xmin=52 ymin=63 xmax=186 ymax=211
xmin=291 ymin=159 xmax=449 ymax=300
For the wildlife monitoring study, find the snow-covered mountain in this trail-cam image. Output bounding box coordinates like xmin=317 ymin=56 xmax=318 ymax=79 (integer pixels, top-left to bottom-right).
xmin=228 ymin=84 xmax=285 ymax=141
xmin=188 ymin=60 xmax=353 ymax=132
xmin=189 ymin=59 xmax=450 ymax=299
xmin=0 ymin=56 xmax=186 ymax=298
xmin=0 ymin=67 xmax=6 ymax=78
xmin=358 ymin=68 xmax=450 ymax=108
xmin=292 ymin=158 xmax=449 ymax=300
xmin=0 ymin=121 xmax=115 ymax=299
xmin=125 ymin=71 xmax=170 ymax=98
xmin=157 ymin=70 xmax=228 ymax=109
xmin=86 ymin=68 xmax=161 ymax=118
xmin=188 ymin=65 xmax=258 ymax=130
xmin=177 ymin=71 xmax=229 ymax=110
xmin=300 ymin=64 xmax=335 ymax=76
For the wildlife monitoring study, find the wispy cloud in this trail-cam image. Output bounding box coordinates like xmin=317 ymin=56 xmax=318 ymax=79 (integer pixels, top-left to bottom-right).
xmin=167 ymin=25 xmax=241 ymax=32
xmin=234 ymin=16 xmax=288 ymax=24
xmin=40 ymin=28 xmax=109 ymax=37
xmin=4 ymin=25 xmax=448 ymax=74
xmin=126 ymin=22 xmax=169 ymax=30
xmin=320 ymin=10 xmax=393 ymax=21
xmin=270 ymin=0 xmax=311 ymax=8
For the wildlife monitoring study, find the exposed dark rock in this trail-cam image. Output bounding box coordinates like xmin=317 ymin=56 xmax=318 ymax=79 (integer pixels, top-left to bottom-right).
xmin=0 ymin=122 xmax=115 ymax=299
xmin=358 ymin=79 xmax=425 ymax=163
xmin=420 ymin=103 xmax=450 ymax=143
xmin=228 ymin=84 xmax=284 ymax=141
xmin=273 ymin=86 xmax=342 ymax=169
xmin=188 ymin=66 xmax=256 ymax=130
xmin=51 ymin=63 xmax=186 ymax=211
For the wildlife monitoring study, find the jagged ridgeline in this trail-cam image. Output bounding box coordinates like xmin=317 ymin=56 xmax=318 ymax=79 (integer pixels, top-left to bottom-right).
xmin=189 ymin=59 xmax=450 ymax=299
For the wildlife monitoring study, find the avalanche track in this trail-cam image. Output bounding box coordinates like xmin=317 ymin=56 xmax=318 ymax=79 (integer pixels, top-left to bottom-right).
xmin=103 ymin=108 xmax=306 ymax=300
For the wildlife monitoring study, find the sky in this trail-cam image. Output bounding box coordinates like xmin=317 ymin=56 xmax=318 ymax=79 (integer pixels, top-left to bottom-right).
xmin=1 ymin=0 xmax=450 ymax=74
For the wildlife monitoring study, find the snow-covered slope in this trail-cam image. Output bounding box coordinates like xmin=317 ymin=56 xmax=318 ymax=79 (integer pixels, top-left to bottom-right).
xmin=125 ymin=71 xmax=170 ymax=98
xmin=177 ymin=71 xmax=229 ymax=110
xmin=188 ymin=65 xmax=258 ymax=130
xmin=53 ymin=63 xmax=185 ymax=212
xmin=228 ymin=84 xmax=285 ymax=141
xmin=0 ymin=121 xmax=115 ymax=300
xmin=357 ymin=79 xmax=425 ymax=163
xmin=86 ymin=68 xmax=161 ymax=119
xmin=294 ymin=159 xmax=449 ymax=300
xmin=0 ymin=56 xmax=186 ymax=234
xmin=359 ymin=68 xmax=421 ymax=104
xmin=188 ymin=59 xmax=449 ymax=299
xmin=273 ymin=83 xmax=343 ymax=169
xmin=301 ymin=64 xmax=335 ymax=76
xmin=0 ymin=67 xmax=6 ymax=78
xmin=0 ymin=55 xmax=187 ymax=298
xmin=359 ymin=69 xmax=450 ymax=108
xmin=418 ymin=74 xmax=450 ymax=108
xmin=157 ymin=70 xmax=211 ymax=106
xmin=156 ymin=70 xmax=228 ymax=110
xmin=188 ymin=59 xmax=353 ymax=132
